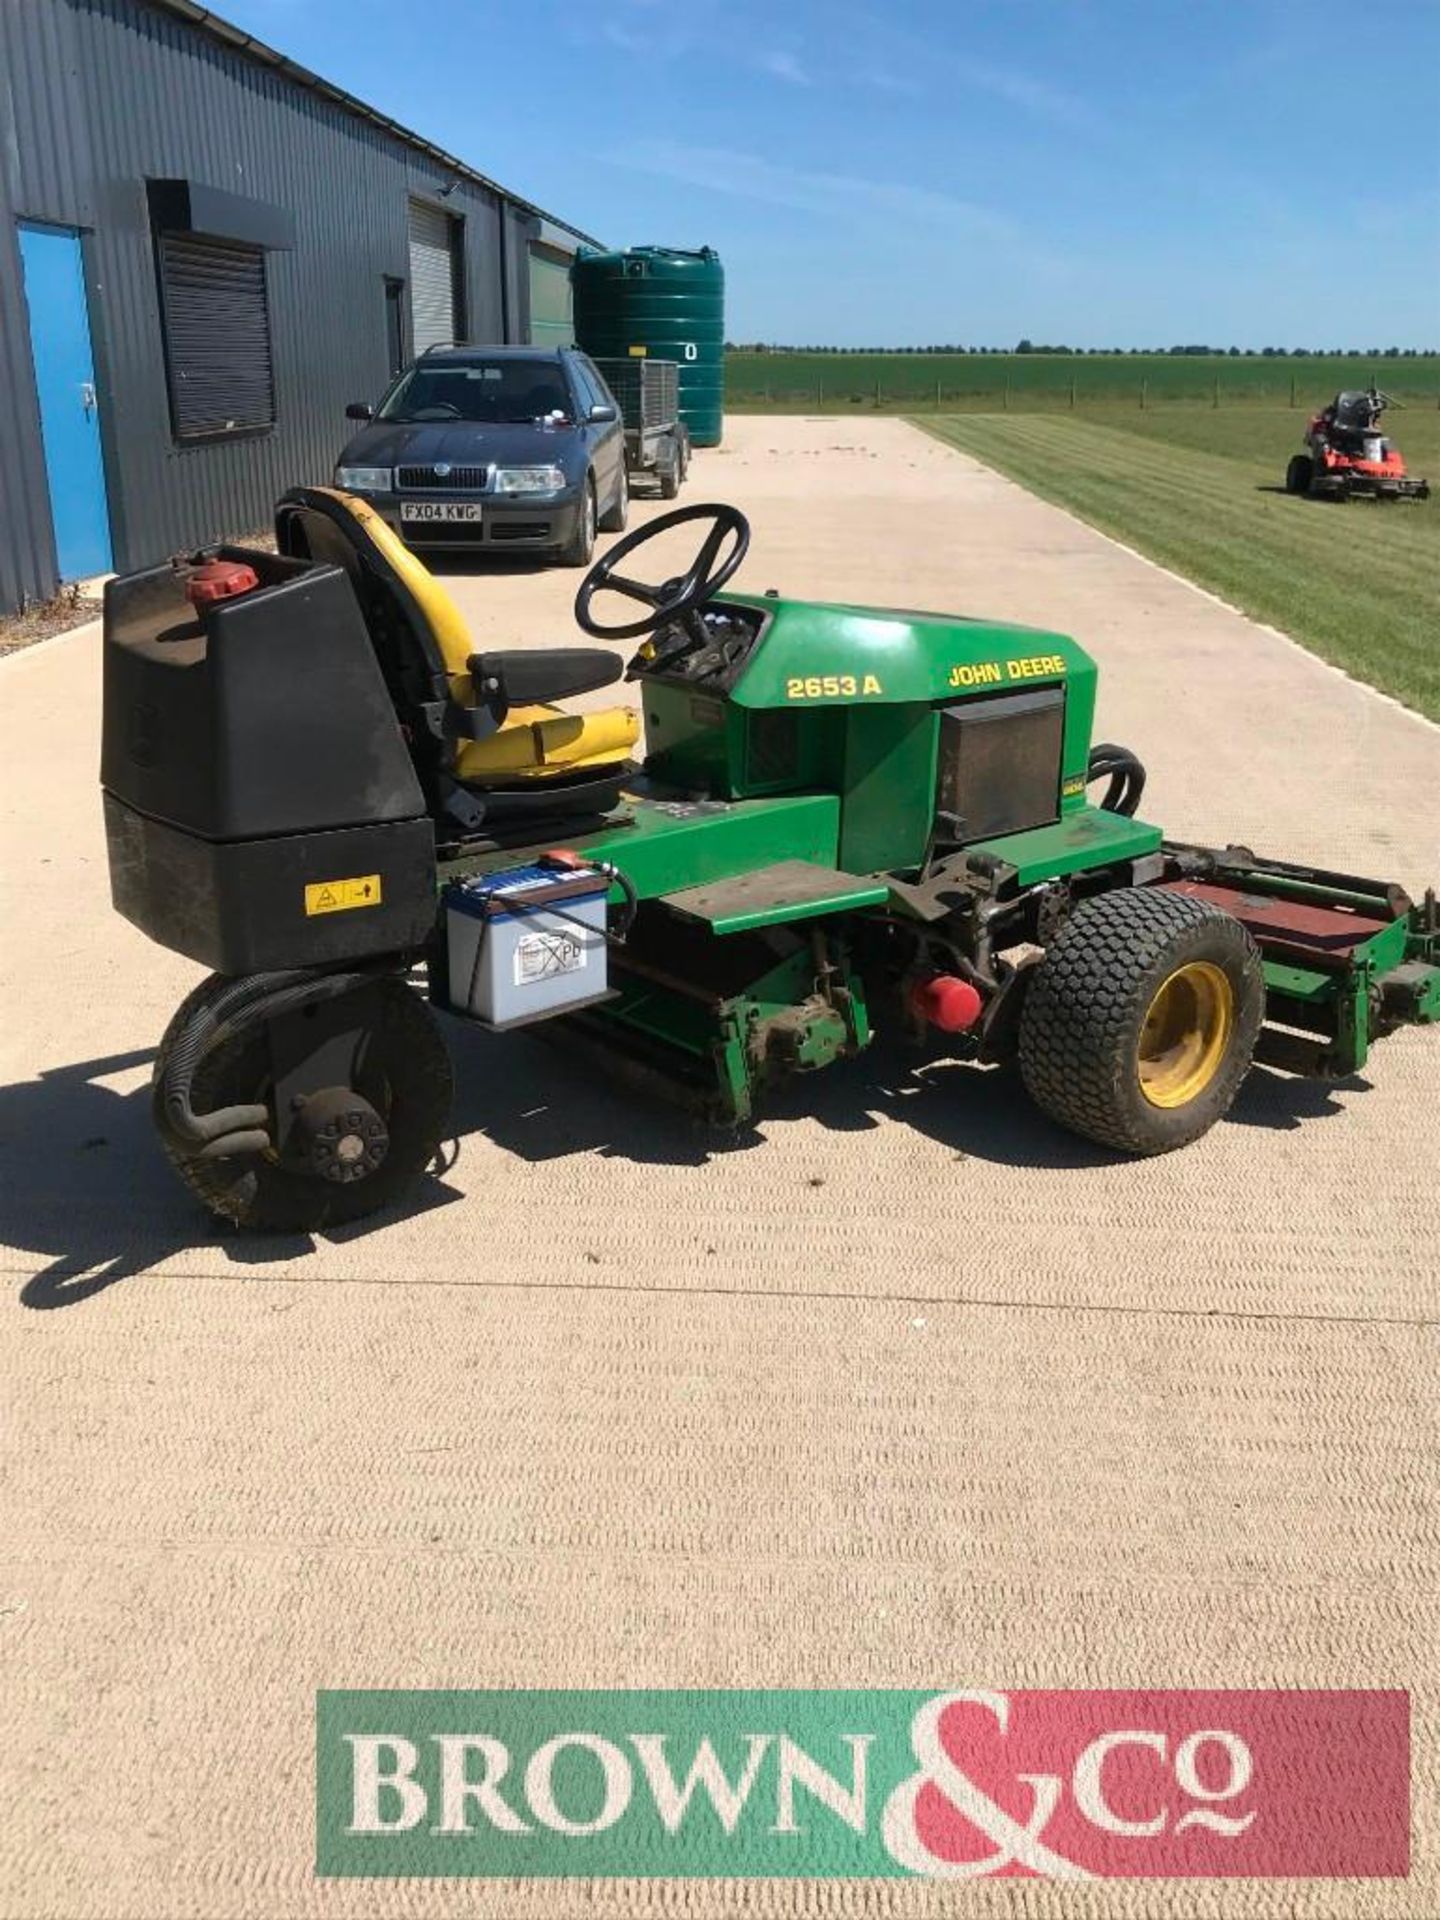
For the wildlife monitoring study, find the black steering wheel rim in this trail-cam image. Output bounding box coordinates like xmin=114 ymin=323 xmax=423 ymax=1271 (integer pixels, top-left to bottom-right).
xmin=573 ymin=502 xmax=750 ymax=641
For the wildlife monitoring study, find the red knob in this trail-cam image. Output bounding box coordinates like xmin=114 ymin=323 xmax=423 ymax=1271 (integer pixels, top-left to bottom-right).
xmin=910 ymin=973 xmax=983 ymax=1033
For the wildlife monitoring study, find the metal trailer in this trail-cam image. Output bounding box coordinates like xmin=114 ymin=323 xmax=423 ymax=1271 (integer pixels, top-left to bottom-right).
xmin=591 ymin=358 xmax=689 ymax=499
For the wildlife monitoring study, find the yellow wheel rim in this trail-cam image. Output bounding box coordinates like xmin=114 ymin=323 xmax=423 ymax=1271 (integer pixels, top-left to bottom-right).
xmin=1138 ymin=961 xmax=1234 ymax=1109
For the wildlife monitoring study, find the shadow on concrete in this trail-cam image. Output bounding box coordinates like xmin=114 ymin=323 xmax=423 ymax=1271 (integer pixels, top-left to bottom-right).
xmin=1227 ymin=1062 xmax=1371 ymax=1131
xmin=0 ymin=1047 xmax=466 ymax=1310
xmin=2 ymin=1027 xmax=1368 ymax=1308
xmin=446 ymin=1020 xmax=1360 ymax=1175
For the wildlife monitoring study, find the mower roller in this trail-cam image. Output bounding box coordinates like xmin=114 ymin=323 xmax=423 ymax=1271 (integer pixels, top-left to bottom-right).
xmin=100 ymin=494 xmax=1440 ymax=1230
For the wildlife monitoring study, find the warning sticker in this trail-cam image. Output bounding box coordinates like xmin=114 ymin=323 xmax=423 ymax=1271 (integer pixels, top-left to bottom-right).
xmin=304 ymin=874 xmax=383 ymax=916
xmin=515 ymin=930 xmax=585 ymax=985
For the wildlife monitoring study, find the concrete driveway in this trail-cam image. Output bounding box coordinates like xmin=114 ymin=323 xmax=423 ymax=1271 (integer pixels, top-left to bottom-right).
xmin=2 ymin=415 xmax=1436 ymax=1918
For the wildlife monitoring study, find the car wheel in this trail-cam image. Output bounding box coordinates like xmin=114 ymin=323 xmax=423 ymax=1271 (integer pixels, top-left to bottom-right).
xmin=561 ymin=476 xmax=597 ymax=567
xmin=598 ymin=470 xmax=629 ymax=533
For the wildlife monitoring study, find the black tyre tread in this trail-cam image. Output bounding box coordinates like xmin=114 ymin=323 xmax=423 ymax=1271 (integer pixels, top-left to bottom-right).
xmin=155 ymin=974 xmax=453 ymax=1231
xmin=561 ymin=478 xmax=597 ymax=567
xmin=1018 ymin=888 xmax=1263 ymax=1157
xmin=598 ymin=474 xmax=629 ymax=533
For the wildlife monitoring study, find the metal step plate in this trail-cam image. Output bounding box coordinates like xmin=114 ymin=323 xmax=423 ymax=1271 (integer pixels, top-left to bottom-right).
xmin=660 ymin=860 xmax=889 ymax=936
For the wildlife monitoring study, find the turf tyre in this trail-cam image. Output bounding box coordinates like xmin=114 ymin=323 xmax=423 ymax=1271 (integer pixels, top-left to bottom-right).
xmin=1018 ymin=888 xmax=1264 ymax=1156
xmin=1285 ymin=454 xmax=1313 ymax=495
xmin=154 ymin=973 xmax=454 ymax=1231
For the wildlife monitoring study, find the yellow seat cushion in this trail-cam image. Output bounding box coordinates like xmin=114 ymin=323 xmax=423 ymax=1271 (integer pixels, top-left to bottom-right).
xmin=454 ymin=703 xmax=639 ymax=784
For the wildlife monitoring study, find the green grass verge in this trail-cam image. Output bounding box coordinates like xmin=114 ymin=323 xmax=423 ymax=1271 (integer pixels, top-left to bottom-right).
xmin=727 ymin=350 xmax=1440 ymax=411
xmin=918 ymin=408 xmax=1439 ymax=722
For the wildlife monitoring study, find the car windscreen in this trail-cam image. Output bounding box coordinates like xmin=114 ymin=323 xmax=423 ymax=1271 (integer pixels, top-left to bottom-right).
xmin=378 ymin=361 xmax=572 ymax=425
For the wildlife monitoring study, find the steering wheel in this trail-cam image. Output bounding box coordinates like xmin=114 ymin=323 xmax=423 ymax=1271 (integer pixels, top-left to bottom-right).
xmin=574 ymin=503 xmax=750 ymax=650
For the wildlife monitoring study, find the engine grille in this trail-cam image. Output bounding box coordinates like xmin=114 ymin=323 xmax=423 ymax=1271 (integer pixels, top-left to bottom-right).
xmin=936 ymin=689 xmax=1063 ymax=842
xmin=397 ymin=465 xmax=489 ymax=491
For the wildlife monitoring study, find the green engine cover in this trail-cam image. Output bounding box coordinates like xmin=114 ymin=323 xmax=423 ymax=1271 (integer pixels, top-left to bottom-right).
xmin=642 ymin=593 xmax=1100 ymax=875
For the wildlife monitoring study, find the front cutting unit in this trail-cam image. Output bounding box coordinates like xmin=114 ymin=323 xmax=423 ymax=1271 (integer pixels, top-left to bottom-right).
xmin=99 ymin=493 xmax=1440 ymax=1231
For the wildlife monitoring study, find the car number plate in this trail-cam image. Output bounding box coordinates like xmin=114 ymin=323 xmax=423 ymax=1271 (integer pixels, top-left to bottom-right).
xmin=399 ymin=501 xmax=483 ymax=523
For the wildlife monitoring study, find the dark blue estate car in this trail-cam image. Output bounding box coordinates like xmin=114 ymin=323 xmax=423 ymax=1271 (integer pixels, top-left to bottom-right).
xmin=335 ymin=345 xmax=627 ymax=566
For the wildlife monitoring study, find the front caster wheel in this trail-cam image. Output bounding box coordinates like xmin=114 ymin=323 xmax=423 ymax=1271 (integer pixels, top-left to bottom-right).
xmin=1018 ymin=887 xmax=1264 ymax=1155
xmin=154 ymin=973 xmax=454 ymax=1231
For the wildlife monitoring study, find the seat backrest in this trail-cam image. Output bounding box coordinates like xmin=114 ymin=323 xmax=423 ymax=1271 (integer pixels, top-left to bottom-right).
xmin=275 ymin=486 xmax=473 ymax=694
xmin=1331 ymin=392 xmax=1374 ymax=431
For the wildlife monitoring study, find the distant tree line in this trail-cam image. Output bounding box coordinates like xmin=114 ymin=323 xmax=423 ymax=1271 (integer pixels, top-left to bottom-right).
xmin=726 ymin=341 xmax=1435 ymax=358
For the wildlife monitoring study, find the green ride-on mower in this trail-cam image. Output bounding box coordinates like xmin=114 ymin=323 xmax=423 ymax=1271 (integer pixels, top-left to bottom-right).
xmin=100 ymin=493 xmax=1440 ymax=1231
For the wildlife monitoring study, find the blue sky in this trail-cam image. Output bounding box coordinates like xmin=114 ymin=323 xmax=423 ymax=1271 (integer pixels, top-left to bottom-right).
xmin=224 ymin=0 xmax=1438 ymax=348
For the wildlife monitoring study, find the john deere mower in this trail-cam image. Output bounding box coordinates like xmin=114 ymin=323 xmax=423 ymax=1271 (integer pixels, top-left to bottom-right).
xmin=1286 ymin=386 xmax=1430 ymax=500
xmin=100 ymin=494 xmax=1440 ymax=1230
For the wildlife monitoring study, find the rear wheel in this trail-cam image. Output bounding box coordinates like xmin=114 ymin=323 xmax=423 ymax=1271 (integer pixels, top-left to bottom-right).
xmin=154 ymin=973 xmax=453 ymax=1231
xmin=1018 ymin=888 xmax=1264 ymax=1155
xmin=1285 ymin=454 xmax=1313 ymax=495
xmin=658 ymin=442 xmax=681 ymax=500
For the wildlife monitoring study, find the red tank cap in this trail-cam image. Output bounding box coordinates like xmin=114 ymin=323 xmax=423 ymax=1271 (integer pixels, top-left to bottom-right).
xmin=910 ymin=973 xmax=983 ymax=1033
xmin=540 ymin=848 xmax=587 ymax=870
xmin=185 ymin=560 xmax=260 ymax=608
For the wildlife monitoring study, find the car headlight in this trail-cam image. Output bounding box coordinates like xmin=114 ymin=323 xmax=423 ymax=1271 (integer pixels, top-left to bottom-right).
xmin=334 ymin=467 xmax=392 ymax=492
xmin=493 ymin=466 xmax=567 ymax=495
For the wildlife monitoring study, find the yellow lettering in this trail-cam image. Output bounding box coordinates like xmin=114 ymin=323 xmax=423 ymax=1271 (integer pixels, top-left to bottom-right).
xmin=950 ymin=661 xmax=1005 ymax=689
xmin=1006 ymin=653 xmax=1066 ymax=682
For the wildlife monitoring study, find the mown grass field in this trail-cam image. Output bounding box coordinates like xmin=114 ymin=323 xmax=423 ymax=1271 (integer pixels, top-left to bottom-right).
xmin=919 ymin=408 xmax=1439 ymax=721
xmin=727 ymin=350 xmax=1440 ymax=412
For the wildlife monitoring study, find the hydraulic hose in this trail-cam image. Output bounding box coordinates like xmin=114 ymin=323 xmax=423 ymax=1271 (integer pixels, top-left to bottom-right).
xmin=1087 ymin=742 xmax=1147 ymax=818
xmin=155 ymin=964 xmax=398 ymax=1160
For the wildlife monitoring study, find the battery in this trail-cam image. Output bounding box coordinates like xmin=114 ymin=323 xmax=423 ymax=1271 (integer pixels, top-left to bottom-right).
xmin=445 ymin=863 xmax=611 ymax=1028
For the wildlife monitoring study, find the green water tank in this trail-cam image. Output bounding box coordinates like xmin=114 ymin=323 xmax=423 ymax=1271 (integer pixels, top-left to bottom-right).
xmin=571 ymin=246 xmax=725 ymax=447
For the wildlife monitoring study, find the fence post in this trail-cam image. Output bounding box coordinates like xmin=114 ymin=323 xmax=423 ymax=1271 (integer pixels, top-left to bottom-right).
xmin=1289 ymin=372 xmax=1296 ymax=408
xmin=1069 ymin=377 xmax=1076 ymax=409
xmin=935 ymin=379 xmax=941 ymax=407
xmin=1140 ymin=378 xmax=1147 ymax=411
xmin=817 ymin=373 xmax=823 ymax=406
xmin=1213 ymin=372 xmax=1220 ymax=409
xmin=874 ymin=378 xmax=881 ymax=407
xmin=1003 ymin=376 xmax=1010 ymax=412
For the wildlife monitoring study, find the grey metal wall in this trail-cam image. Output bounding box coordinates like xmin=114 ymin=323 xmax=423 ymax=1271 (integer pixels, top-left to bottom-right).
xmin=0 ymin=0 xmax=566 ymax=612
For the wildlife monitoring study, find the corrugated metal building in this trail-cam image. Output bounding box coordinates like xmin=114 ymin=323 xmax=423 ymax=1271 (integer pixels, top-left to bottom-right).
xmin=0 ymin=0 xmax=598 ymax=614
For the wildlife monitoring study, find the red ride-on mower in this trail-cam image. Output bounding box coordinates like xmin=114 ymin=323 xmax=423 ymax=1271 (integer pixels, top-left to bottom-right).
xmin=1286 ymin=386 xmax=1429 ymax=501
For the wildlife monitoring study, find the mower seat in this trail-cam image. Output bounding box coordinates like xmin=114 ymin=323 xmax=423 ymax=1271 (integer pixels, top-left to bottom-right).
xmin=272 ymin=488 xmax=638 ymax=792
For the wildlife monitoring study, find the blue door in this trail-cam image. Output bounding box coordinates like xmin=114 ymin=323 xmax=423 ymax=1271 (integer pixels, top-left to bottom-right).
xmin=18 ymin=223 xmax=113 ymax=580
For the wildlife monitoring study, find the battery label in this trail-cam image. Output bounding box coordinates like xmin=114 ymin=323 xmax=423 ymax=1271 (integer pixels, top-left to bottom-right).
xmin=514 ymin=930 xmax=585 ymax=985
